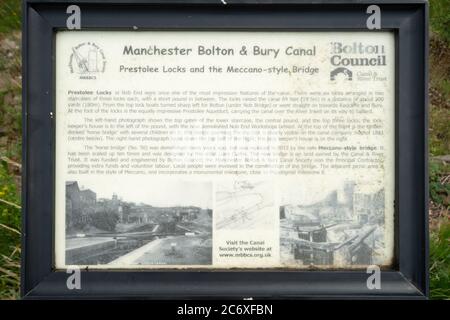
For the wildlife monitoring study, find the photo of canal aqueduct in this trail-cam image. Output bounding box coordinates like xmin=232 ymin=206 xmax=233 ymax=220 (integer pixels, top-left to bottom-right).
xmin=65 ymin=180 xmax=213 ymax=266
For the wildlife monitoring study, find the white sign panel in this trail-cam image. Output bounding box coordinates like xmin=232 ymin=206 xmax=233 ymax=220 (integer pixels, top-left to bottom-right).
xmin=54 ymin=31 xmax=395 ymax=269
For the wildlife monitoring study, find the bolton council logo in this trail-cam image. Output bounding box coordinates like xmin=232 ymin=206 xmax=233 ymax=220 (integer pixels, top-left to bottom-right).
xmin=69 ymin=42 xmax=106 ymax=79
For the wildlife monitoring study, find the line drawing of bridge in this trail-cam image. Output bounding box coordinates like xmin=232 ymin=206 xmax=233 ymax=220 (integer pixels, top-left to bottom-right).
xmin=215 ymin=180 xmax=274 ymax=230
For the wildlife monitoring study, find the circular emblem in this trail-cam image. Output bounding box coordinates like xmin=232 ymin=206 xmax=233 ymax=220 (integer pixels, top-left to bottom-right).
xmin=69 ymin=42 xmax=106 ymax=79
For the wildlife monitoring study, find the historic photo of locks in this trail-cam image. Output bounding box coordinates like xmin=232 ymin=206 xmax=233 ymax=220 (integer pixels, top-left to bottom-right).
xmin=65 ymin=180 xmax=213 ymax=266
xmin=280 ymin=180 xmax=387 ymax=267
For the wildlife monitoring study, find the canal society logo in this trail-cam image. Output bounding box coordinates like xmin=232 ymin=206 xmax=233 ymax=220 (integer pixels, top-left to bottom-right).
xmin=69 ymin=42 xmax=106 ymax=79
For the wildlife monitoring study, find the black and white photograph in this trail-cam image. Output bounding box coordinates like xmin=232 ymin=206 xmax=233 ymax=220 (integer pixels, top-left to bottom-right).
xmin=64 ymin=179 xmax=213 ymax=266
xmin=280 ymin=180 xmax=389 ymax=267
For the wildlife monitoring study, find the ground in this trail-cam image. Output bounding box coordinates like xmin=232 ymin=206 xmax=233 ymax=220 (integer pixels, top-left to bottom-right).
xmin=0 ymin=0 xmax=448 ymax=299
xmin=110 ymin=235 xmax=212 ymax=266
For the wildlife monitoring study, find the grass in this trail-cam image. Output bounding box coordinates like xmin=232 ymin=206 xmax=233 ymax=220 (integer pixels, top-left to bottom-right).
xmin=428 ymin=4 xmax=450 ymax=299
xmin=0 ymin=0 xmax=21 ymax=34
xmin=0 ymin=162 xmax=21 ymax=300
xmin=430 ymin=0 xmax=450 ymax=43
xmin=0 ymin=0 xmax=449 ymax=300
xmin=427 ymin=2 xmax=450 ymax=299
xmin=429 ymin=161 xmax=449 ymax=299
xmin=430 ymin=218 xmax=450 ymax=299
xmin=0 ymin=0 xmax=22 ymax=300
xmin=430 ymin=162 xmax=450 ymax=207
xmin=430 ymin=106 xmax=450 ymax=156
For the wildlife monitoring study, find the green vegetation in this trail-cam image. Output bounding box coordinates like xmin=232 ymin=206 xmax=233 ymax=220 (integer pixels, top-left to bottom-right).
xmin=0 ymin=0 xmax=22 ymax=300
xmin=428 ymin=0 xmax=450 ymax=300
xmin=0 ymin=0 xmax=448 ymax=299
xmin=0 ymin=0 xmax=21 ymax=34
xmin=430 ymin=219 xmax=450 ymax=299
xmin=430 ymin=162 xmax=450 ymax=207
xmin=0 ymin=163 xmax=21 ymax=300
xmin=430 ymin=0 xmax=450 ymax=43
xmin=430 ymin=107 xmax=450 ymax=156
